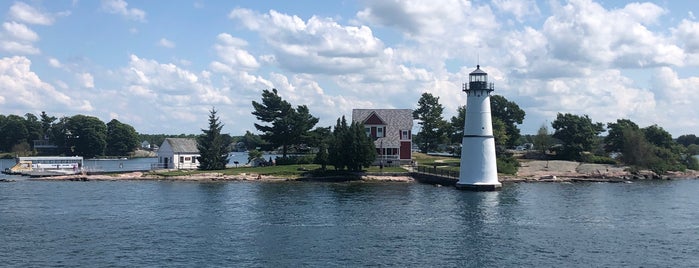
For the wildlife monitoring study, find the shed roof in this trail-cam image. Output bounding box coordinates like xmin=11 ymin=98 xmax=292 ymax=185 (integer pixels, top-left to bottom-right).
xmin=164 ymin=138 xmax=199 ymax=153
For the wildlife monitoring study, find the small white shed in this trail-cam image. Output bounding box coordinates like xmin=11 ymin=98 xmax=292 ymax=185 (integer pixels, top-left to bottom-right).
xmin=157 ymin=138 xmax=200 ymax=169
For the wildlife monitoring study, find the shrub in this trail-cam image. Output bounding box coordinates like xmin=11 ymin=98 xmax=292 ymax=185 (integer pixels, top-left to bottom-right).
xmin=497 ymin=155 xmax=519 ymax=175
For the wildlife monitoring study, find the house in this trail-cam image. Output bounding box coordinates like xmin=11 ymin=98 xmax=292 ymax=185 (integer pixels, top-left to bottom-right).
xmin=157 ymin=138 xmax=200 ymax=169
xmin=352 ymin=109 xmax=413 ymax=165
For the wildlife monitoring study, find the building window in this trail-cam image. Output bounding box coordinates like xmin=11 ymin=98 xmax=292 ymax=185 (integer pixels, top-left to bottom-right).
xmin=401 ymin=130 xmax=410 ymax=140
xmin=192 ymin=157 xmax=196 ymax=163
xmin=377 ymin=127 xmax=383 ymax=138
xmin=365 ymin=127 xmax=371 ymax=137
xmin=179 ymin=156 xmax=184 ymax=163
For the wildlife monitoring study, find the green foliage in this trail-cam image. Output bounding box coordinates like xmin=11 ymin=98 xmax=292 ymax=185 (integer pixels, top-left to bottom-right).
xmin=492 ymin=117 xmax=508 ymax=152
xmin=687 ymin=144 xmax=699 ymax=156
xmin=413 ymin=92 xmax=448 ymax=153
xmin=533 ymin=123 xmax=552 ymax=154
xmin=197 ymin=108 xmax=231 ymax=170
xmin=551 ymin=113 xmax=604 ymax=161
xmin=642 ymin=125 xmax=673 ymax=149
xmin=328 ymin=116 xmax=376 ymax=171
xmin=496 ymin=154 xmax=519 ymax=175
xmin=581 ymin=153 xmax=617 ymax=164
xmin=65 ymin=115 xmax=107 ymax=158
xmin=677 ymin=134 xmax=698 ymax=147
xmin=247 ymin=149 xmax=263 ymax=163
xmin=490 ymin=95 xmax=525 ymax=148
xmin=0 ymin=114 xmax=29 ymax=152
xmin=449 ymin=105 xmax=466 ymax=144
xmin=252 ymin=88 xmax=319 ymax=157
xmin=275 ymin=155 xmax=315 ymax=165
xmin=604 ymin=119 xmax=639 ymax=153
xmin=106 ymin=119 xmax=139 ymax=156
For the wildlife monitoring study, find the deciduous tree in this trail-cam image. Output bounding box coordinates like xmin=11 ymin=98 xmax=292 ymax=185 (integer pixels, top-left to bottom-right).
xmin=413 ymin=92 xmax=447 ymax=153
xmin=551 ymin=113 xmax=604 ymax=161
xmin=106 ymin=119 xmax=139 ymax=156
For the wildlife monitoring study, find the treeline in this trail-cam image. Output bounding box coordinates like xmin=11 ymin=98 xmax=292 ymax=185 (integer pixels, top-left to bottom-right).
xmin=0 ymin=112 xmax=139 ymax=158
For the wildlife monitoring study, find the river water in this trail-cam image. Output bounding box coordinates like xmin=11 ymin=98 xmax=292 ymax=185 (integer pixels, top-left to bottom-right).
xmin=1 ymin=177 xmax=698 ymax=267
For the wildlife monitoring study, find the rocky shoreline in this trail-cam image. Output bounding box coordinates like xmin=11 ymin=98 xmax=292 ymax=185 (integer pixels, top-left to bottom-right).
xmin=25 ymin=160 xmax=699 ymax=183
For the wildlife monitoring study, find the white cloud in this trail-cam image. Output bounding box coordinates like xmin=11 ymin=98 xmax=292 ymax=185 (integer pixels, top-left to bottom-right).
xmin=0 ymin=22 xmax=40 ymax=55
xmin=543 ymin=0 xmax=680 ymax=68
xmin=212 ymin=33 xmax=259 ymax=70
xmin=0 ymin=56 xmax=89 ymax=112
xmin=78 ymin=72 xmax=95 ymax=88
xmin=158 ymin=38 xmax=175 ymax=48
xmin=672 ymin=19 xmax=699 ymax=54
xmin=101 ymin=0 xmax=146 ymax=22
xmin=492 ymin=0 xmax=541 ymax=22
xmin=48 ymin=58 xmax=62 ymax=68
xmin=230 ymin=8 xmax=385 ymax=74
xmin=8 ymin=2 xmax=55 ymax=25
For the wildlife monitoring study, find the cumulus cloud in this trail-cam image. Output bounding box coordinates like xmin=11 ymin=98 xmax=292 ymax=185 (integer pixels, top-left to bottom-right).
xmin=492 ymin=0 xmax=541 ymax=22
xmin=8 ymin=2 xmax=55 ymax=25
xmin=543 ymin=0 xmax=680 ymax=68
xmin=101 ymin=0 xmax=146 ymax=22
xmin=0 ymin=56 xmax=89 ymax=111
xmin=229 ymin=8 xmax=385 ymax=74
xmin=212 ymin=33 xmax=259 ymax=70
xmin=0 ymin=21 xmax=40 ymax=55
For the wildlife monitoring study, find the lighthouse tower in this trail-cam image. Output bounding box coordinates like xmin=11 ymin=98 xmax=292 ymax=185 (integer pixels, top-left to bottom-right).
xmin=457 ymin=65 xmax=501 ymax=191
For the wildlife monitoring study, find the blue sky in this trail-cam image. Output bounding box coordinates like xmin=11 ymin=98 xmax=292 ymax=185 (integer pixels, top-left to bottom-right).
xmin=1 ymin=0 xmax=698 ymax=138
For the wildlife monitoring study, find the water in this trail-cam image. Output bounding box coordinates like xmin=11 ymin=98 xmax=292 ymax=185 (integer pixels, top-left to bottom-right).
xmin=1 ymin=179 xmax=698 ymax=267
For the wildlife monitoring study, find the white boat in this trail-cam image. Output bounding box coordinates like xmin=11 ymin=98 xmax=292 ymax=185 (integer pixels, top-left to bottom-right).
xmin=3 ymin=156 xmax=83 ymax=175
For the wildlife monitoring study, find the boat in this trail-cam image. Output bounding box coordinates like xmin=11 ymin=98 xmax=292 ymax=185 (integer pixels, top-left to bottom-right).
xmin=2 ymin=156 xmax=84 ymax=176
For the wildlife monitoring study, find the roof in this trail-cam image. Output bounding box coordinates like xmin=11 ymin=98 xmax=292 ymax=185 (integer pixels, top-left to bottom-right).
xmin=164 ymin=138 xmax=199 ymax=153
xmin=470 ymin=65 xmax=487 ymax=75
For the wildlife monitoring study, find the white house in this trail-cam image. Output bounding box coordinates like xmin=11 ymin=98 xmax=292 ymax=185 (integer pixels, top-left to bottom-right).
xmin=157 ymin=138 xmax=200 ymax=169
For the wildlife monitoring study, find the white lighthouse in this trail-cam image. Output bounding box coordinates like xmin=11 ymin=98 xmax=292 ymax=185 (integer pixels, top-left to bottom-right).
xmin=456 ymin=65 xmax=501 ymax=191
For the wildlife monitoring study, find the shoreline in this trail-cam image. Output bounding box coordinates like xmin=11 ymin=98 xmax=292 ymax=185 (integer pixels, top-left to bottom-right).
xmin=17 ymin=160 xmax=699 ymax=184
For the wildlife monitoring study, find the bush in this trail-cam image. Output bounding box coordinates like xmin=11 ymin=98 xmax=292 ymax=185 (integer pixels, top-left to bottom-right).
xmin=581 ymin=154 xmax=617 ymax=164
xmin=275 ymin=155 xmax=315 ymax=165
xmin=497 ymin=155 xmax=519 ymax=175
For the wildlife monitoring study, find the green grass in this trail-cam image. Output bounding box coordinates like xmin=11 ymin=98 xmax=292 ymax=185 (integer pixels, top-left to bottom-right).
xmin=151 ymin=163 xmax=409 ymax=178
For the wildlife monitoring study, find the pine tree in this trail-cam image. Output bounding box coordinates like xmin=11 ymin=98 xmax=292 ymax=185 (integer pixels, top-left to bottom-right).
xmin=197 ymin=108 xmax=231 ymax=170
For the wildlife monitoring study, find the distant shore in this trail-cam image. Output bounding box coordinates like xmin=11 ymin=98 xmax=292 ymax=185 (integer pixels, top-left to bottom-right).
xmin=24 ymin=159 xmax=699 ymax=184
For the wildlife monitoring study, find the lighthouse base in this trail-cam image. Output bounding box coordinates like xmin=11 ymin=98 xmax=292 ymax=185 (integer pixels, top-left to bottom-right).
xmin=455 ymin=182 xmax=502 ymax=191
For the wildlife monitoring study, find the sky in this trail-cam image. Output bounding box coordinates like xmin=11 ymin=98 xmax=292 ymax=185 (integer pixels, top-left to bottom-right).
xmin=1 ymin=0 xmax=698 ymax=138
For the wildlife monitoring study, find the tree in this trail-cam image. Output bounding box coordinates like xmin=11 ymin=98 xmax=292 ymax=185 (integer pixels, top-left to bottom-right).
xmin=252 ymin=88 xmax=318 ymax=157
xmin=105 ymin=119 xmax=140 ymax=156
xmin=40 ymin=111 xmax=56 ymax=138
xmin=327 ymin=116 xmax=376 ymax=171
xmin=240 ymin=130 xmax=266 ymax=151
xmin=642 ymin=125 xmax=673 ymax=149
xmin=490 ymin=95 xmax=525 ymax=148
xmin=533 ymin=123 xmax=552 ymax=154
xmin=0 ymin=115 xmax=28 ymax=152
xmin=604 ymin=119 xmax=640 ymax=153
xmin=677 ymin=134 xmax=698 ymax=147
xmin=413 ymin=92 xmax=447 ymax=153
xmin=551 ymin=113 xmax=604 ymax=161
xmin=197 ymin=108 xmax=231 ymax=170
xmin=449 ymin=105 xmax=466 ymax=144
xmin=24 ymin=113 xmax=42 ymax=146
xmin=65 ymin=115 xmax=107 ymax=158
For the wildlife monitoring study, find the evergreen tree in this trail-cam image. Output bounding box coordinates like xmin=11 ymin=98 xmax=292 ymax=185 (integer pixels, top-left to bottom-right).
xmin=252 ymin=88 xmax=318 ymax=157
xmin=197 ymin=108 xmax=231 ymax=170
